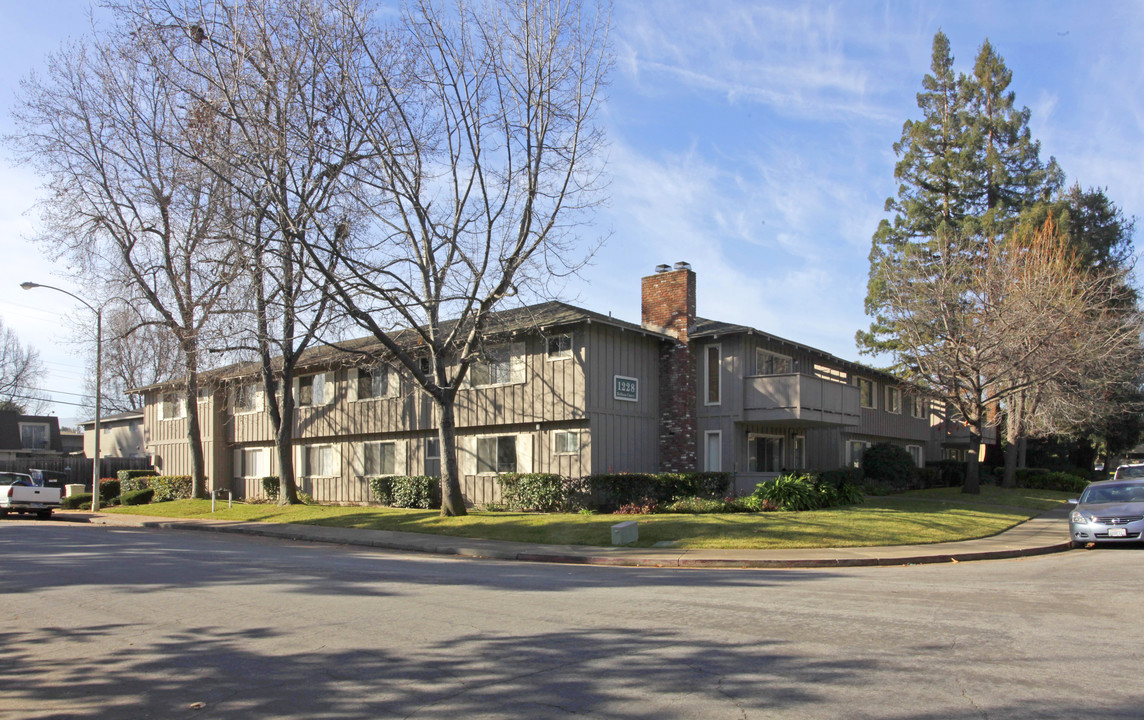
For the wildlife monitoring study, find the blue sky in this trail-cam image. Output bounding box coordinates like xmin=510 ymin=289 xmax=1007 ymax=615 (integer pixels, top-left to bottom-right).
xmin=1 ymin=0 xmax=1142 ymax=425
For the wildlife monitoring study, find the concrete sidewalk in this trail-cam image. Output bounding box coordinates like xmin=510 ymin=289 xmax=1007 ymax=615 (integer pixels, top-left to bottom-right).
xmin=55 ymin=506 xmax=1076 ymax=569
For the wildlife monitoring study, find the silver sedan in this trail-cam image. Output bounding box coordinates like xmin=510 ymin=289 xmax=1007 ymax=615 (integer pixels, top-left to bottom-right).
xmin=1069 ymin=479 xmax=1144 ymax=547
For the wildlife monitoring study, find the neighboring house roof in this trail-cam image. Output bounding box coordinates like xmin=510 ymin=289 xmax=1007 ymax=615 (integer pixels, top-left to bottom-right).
xmin=133 ymin=300 xmax=670 ymax=393
xmin=692 ymin=317 xmax=906 ymax=386
xmin=78 ymin=410 xmax=144 ymax=429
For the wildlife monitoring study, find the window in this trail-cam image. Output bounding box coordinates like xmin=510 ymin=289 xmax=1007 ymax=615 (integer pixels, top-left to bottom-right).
xmin=756 ymin=349 xmax=792 ymax=375
xmin=160 ymin=392 xmax=186 ymax=420
xmin=546 ymin=333 xmax=573 ymax=360
xmin=907 ymin=445 xmax=924 ymax=468
xmin=362 ymin=441 xmax=396 ymax=476
xmin=356 ymin=367 xmax=393 ymax=400
xmin=886 ymin=386 xmax=902 ymax=414
xmin=791 ymin=435 xmax=806 ymax=470
xmin=471 ymin=345 xmax=518 ymax=387
xmin=855 ymin=378 xmax=875 ymax=409
xmin=704 ymin=431 xmax=721 ymax=472
xmin=554 ymin=431 xmax=580 ymax=455
xmin=749 ymin=435 xmax=785 ymax=473
xmin=477 ymin=436 xmax=517 ymax=474
xmin=233 ymin=383 xmax=262 ymax=414
xmin=19 ymin=423 xmax=49 ymax=450
xmin=241 ymin=448 xmax=268 ymax=478
xmin=848 ymin=440 xmax=871 ymax=468
xmin=303 ymin=445 xmax=335 ymax=477
xmin=705 ymin=344 xmax=721 ymax=405
xmin=418 ymin=357 xmax=432 ymax=376
xmin=298 ymin=373 xmax=332 ymax=407
xmin=424 ymin=437 xmax=441 ymax=477
xmin=910 ymin=396 xmax=927 ymax=420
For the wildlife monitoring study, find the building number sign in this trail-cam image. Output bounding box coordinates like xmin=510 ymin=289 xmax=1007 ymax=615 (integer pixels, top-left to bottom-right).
xmin=614 ymin=375 xmax=639 ymax=402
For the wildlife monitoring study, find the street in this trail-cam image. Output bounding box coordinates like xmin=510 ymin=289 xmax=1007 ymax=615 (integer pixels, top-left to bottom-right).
xmin=2 ymin=520 xmax=1141 ymax=719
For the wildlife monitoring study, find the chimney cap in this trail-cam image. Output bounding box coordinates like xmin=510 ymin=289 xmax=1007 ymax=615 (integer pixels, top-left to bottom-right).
xmin=654 ymin=264 xmax=671 ymax=274
xmin=674 ymin=261 xmax=691 ymax=271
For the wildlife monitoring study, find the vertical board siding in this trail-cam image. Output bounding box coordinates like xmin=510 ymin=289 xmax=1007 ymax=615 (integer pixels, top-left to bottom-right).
xmin=583 ymin=323 xmax=662 ymax=473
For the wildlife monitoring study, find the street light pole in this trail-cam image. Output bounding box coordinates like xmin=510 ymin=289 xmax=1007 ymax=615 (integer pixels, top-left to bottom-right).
xmin=20 ymin=282 xmax=103 ymax=512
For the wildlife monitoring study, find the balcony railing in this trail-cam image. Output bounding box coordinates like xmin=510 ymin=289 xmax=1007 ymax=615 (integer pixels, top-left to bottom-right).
xmin=742 ymin=373 xmax=860 ymax=427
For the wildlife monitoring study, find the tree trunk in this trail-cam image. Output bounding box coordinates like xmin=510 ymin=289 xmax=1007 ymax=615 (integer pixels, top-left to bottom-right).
xmin=275 ymin=370 xmax=300 ymax=505
xmin=183 ymin=345 xmax=208 ymax=499
xmin=963 ymin=429 xmax=982 ymax=494
xmin=435 ymin=395 xmax=467 ymax=517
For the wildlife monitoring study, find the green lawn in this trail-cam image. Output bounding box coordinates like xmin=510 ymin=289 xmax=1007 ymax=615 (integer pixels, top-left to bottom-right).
xmin=96 ymin=486 xmax=1072 ymax=550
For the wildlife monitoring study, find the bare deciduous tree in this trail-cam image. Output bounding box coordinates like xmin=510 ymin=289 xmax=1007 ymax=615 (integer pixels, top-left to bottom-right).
xmin=0 ymin=318 xmax=48 ymax=414
xmin=10 ymin=26 xmax=241 ymax=497
xmin=77 ymin=305 xmax=183 ymax=415
xmin=301 ymin=0 xmax=612 ymax=515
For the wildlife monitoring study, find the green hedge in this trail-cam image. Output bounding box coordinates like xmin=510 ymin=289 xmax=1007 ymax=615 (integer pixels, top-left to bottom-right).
xmin=148 ymin=476 xmax=193 ymax=502
xmin=61 ymin=493 xmax=92 ymax=509
xmin=496 ymin=473 xmax=567 ymax=512
xmin=1017 ymin=469 xmax=1090 ymax=493
xmin=121 ymin=488 xmax=154 ymax=506
xmin=584 ymin=472 xmax=733 ymax=511
xmin=261 ymin=476 xmax=280 ymax=500
xmin=369 ymin=476 xmax=441 ymax=509
xmin=99 ymin=479 xmax=121 ymax=504
xmin=118 ymin=469 xmax=158 ymax=492
xmin=861 ymin=443 xmax=918 ymax=491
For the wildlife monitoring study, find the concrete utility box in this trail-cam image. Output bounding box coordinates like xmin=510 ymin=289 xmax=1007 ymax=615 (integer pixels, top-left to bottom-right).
xmin=611 ymin=520 xmax=638 ymax=545
xmin=64 ymin=484 xmax=85 ymax=498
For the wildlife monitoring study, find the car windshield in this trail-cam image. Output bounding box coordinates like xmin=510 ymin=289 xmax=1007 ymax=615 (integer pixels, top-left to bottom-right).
xmin=1081 ymin=481 xmax=1144 ymax=504
xmin=1113 ymin=465 xmax=1144 ymax=480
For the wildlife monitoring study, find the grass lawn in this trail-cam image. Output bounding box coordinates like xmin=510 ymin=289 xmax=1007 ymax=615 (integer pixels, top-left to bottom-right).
xmin=98 ymin=485 xmax=1073 ymax=550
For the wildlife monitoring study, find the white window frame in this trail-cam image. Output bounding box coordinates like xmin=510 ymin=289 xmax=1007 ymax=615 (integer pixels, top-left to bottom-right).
xmin=18 ymin=422 xmax=50 ymax=450
xmin=361 ymin=441 xmax=397 ymax=477
xmin=756 ymin=349 xmax=792 ymax=376
xmin=907 ymin=444 xmax=924 ymax=468
xmin=476 ymin=435 xmax=518 ymax=475
xmin=296 ymin=372 xmax=335 ymax=407
xmin=470 ymin=343 xmax=525 ymax=388
xmin=848 ymin=440 xmax=871 ymax=468
xmin=351 ymin=366 xmax=397 ymax=402
xmin=301 ymin=444 xmax=337 ymax=478
xmin=237 ymin=447 xmax=270 ymax=479
xmin=231 ymin=383 xmax=264 ymax=415
xmin=160 ymin=392 xmax=187 ymax=421
xmin=855 ymin=377 xmax=876 ymax=409
xmin=424 ymin=437 xmax=441 ymax=477
xmin=704 ymin=430 xmax=722 ymax=472
xmin=705 ymin=344 xmax=721 ymax=406
xmin=553 ymin=430 xmax=581 ymax=455
xmin=545 ymin=333 xmax=573 ymax=361
xmin=886 ymin=386 xmax=902 ymax=415
xmin=910 ymin=396 xmax=927 ymax=420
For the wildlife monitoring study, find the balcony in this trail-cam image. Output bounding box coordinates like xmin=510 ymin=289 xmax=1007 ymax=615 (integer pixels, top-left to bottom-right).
xmin=742 ymin=374 xmax=860 ymax=428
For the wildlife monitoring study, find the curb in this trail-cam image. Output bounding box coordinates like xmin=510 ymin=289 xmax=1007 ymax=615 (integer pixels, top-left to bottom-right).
xmin=69 ymin=511 xmax=1076 ymax=570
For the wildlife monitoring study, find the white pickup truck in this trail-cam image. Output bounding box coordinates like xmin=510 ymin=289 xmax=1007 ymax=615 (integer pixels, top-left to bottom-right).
xmin=0 ymin=472 xmax=61 ymax=519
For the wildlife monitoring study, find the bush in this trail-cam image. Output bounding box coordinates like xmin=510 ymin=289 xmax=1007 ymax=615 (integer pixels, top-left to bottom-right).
xmin=99 ymin=479 xmax=121 ymax=504
xmin=917 ymin=467 xmax=943 ymax=488
xmin=61 ymin=493 xmax=92 ymax=509
xmin=752 ymin=474 xmax=823 ymax=512
xmin=662 ymin=495 xmax=752 ymax=514
xmin=1017 ymin=470 xmax=1089 ymax=494
xmin=261 ymin=476 xmax=280 ymax=501
xmin=497 ymin=473 xmax=566 ymax=512
xmin=861 ymin=443 xmax=918 ymax=491
xmin=118 ymin=469 xmax=158 ymax=493
xmin=389 ymin=476 xmax=440 ymax=509
xmin=927 ymin=460 xmax=966 ymax=488
xmin=120 ymin=488 xmax=155 ymax=506
xmin=148 ymin=475 xmax=193 ymax=502
xmin=368 ymin=476 xmax=393 ymax=505
xmin=585 ymin=472 xmax=733 ymax=512
xmin=614 ymin=498 xmax=658 ymax=514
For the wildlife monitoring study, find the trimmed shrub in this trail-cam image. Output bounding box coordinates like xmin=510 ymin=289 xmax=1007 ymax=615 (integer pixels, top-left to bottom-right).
xmin=148 ymin=475 xmax=193 ymax=502
xmin=368 ymin=476 xmax=393 ymax=506
xmin=121 ymin=488 xmax=155 ymax=506
xmin=389 ymin=476 xmax=440 ymax=509
xmin=61 ymin=493 xmax=92 ymax=509
xmin=261 ymin=476 xmax=280 ymax=501
xmin=1017 ymin=470 xmax=1089 ymax=494
xmin=861 ymin=443 xmax=918 ymax=491
xmin=585 ymin=472 xmax=733 ymax=512
xmin=118 ymin=469 xmax=158 ymax=492
xmin=99 ymin=479 xmax=121 ymax=504
xmin=917 ymin=467 xmax=943 ymax=488
xmin=497 ymin=473 xmax=566 ymax=512
xmin=817 ymin=467 xmax=864 ymax=488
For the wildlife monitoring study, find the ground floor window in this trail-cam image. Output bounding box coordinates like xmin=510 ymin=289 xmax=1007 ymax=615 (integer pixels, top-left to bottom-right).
xmin=705 ymin=431 xmax=722 ymax=472
xmin=791 ymin=435 xmax=806 ymax=470
xmin=362 ymin=441 xmax=396 ymax=476
xmin=944 ymin=448 xmax=968 ymax=462
xmin=242 ymin=448 xmax=269 ymax=478
xmin=303 ymin=445 xmax=336 ymax=477
xmin=848 ymin=440 xmax=871 ymax=468
xmin=554 ymin=430 xmax=580 ymax=455
xmin=477 ymin=435 xmax=517 ymax=474
xmin=749 ymin=435 xmax=785 ymax=473
xmin=425 ymin=437 xmax=441 ymax=477
xmin=907 ymin=445 xmax=924 ymax=468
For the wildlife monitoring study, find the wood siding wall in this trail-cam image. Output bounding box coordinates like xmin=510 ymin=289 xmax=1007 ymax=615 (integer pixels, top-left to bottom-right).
xmin=583 ymin=323 xmax=661 ymax=473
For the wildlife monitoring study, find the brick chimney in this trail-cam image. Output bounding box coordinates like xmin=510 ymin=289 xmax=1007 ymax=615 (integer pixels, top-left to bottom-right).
xmin=642 ymin=262 xmax=697 ymax=472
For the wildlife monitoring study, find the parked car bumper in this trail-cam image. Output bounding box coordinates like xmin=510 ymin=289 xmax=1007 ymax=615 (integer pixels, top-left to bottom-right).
xmin=1069 ymin=518 xmax=1144 ymax=544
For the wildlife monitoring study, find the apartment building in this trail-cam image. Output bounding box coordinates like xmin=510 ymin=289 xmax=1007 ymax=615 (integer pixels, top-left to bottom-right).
xmin=139 ymin=264 xmax=964 ymax=503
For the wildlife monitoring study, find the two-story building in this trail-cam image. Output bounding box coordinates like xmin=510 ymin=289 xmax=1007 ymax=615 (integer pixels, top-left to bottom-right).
xmin=139 ymin=264 xmax=969 ymax=503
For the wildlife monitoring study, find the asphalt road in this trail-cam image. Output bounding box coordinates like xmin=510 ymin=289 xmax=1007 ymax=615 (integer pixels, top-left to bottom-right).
xmin=2 ymin=520 xmax=1142 ymax=720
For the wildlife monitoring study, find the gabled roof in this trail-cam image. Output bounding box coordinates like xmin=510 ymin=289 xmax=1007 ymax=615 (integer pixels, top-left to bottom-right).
xmin=78 ymin=410 xmax=144 ymax=428
xmin=134 ymin=300 xmax=668 ymax=392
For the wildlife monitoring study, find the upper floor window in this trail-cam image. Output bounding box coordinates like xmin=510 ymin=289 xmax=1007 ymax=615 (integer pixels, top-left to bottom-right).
xmin=886 ymin=386 xmax=902 ymax=414
xmin=160 ymin=392 xmax=186 ymax=420
xmin=546 ymin=333 xmax=573 ymax=360
xmin=297 ymin=373 xmax=333 ymax=407
xmin=855 ymin=378 xmax=875 ymax=409
xmin=232 ymin=383 xmax=263 ymax=414
xmin=470 ymin=344 xmax=524 ymax=387
xmin=19 ymin=423 xmax=49 ymax=450
xmin=355 ymin=366 xmax=394 ymax=400
xmin=477 ymin=435 xmax=517 ymax=474
xmin=705 ymin=344 xmax=721 ymax=405
xmin=910 ymin=396 xmax=927 ymax=420
xmin=756 ymin=349 xmax=792 ymax=375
